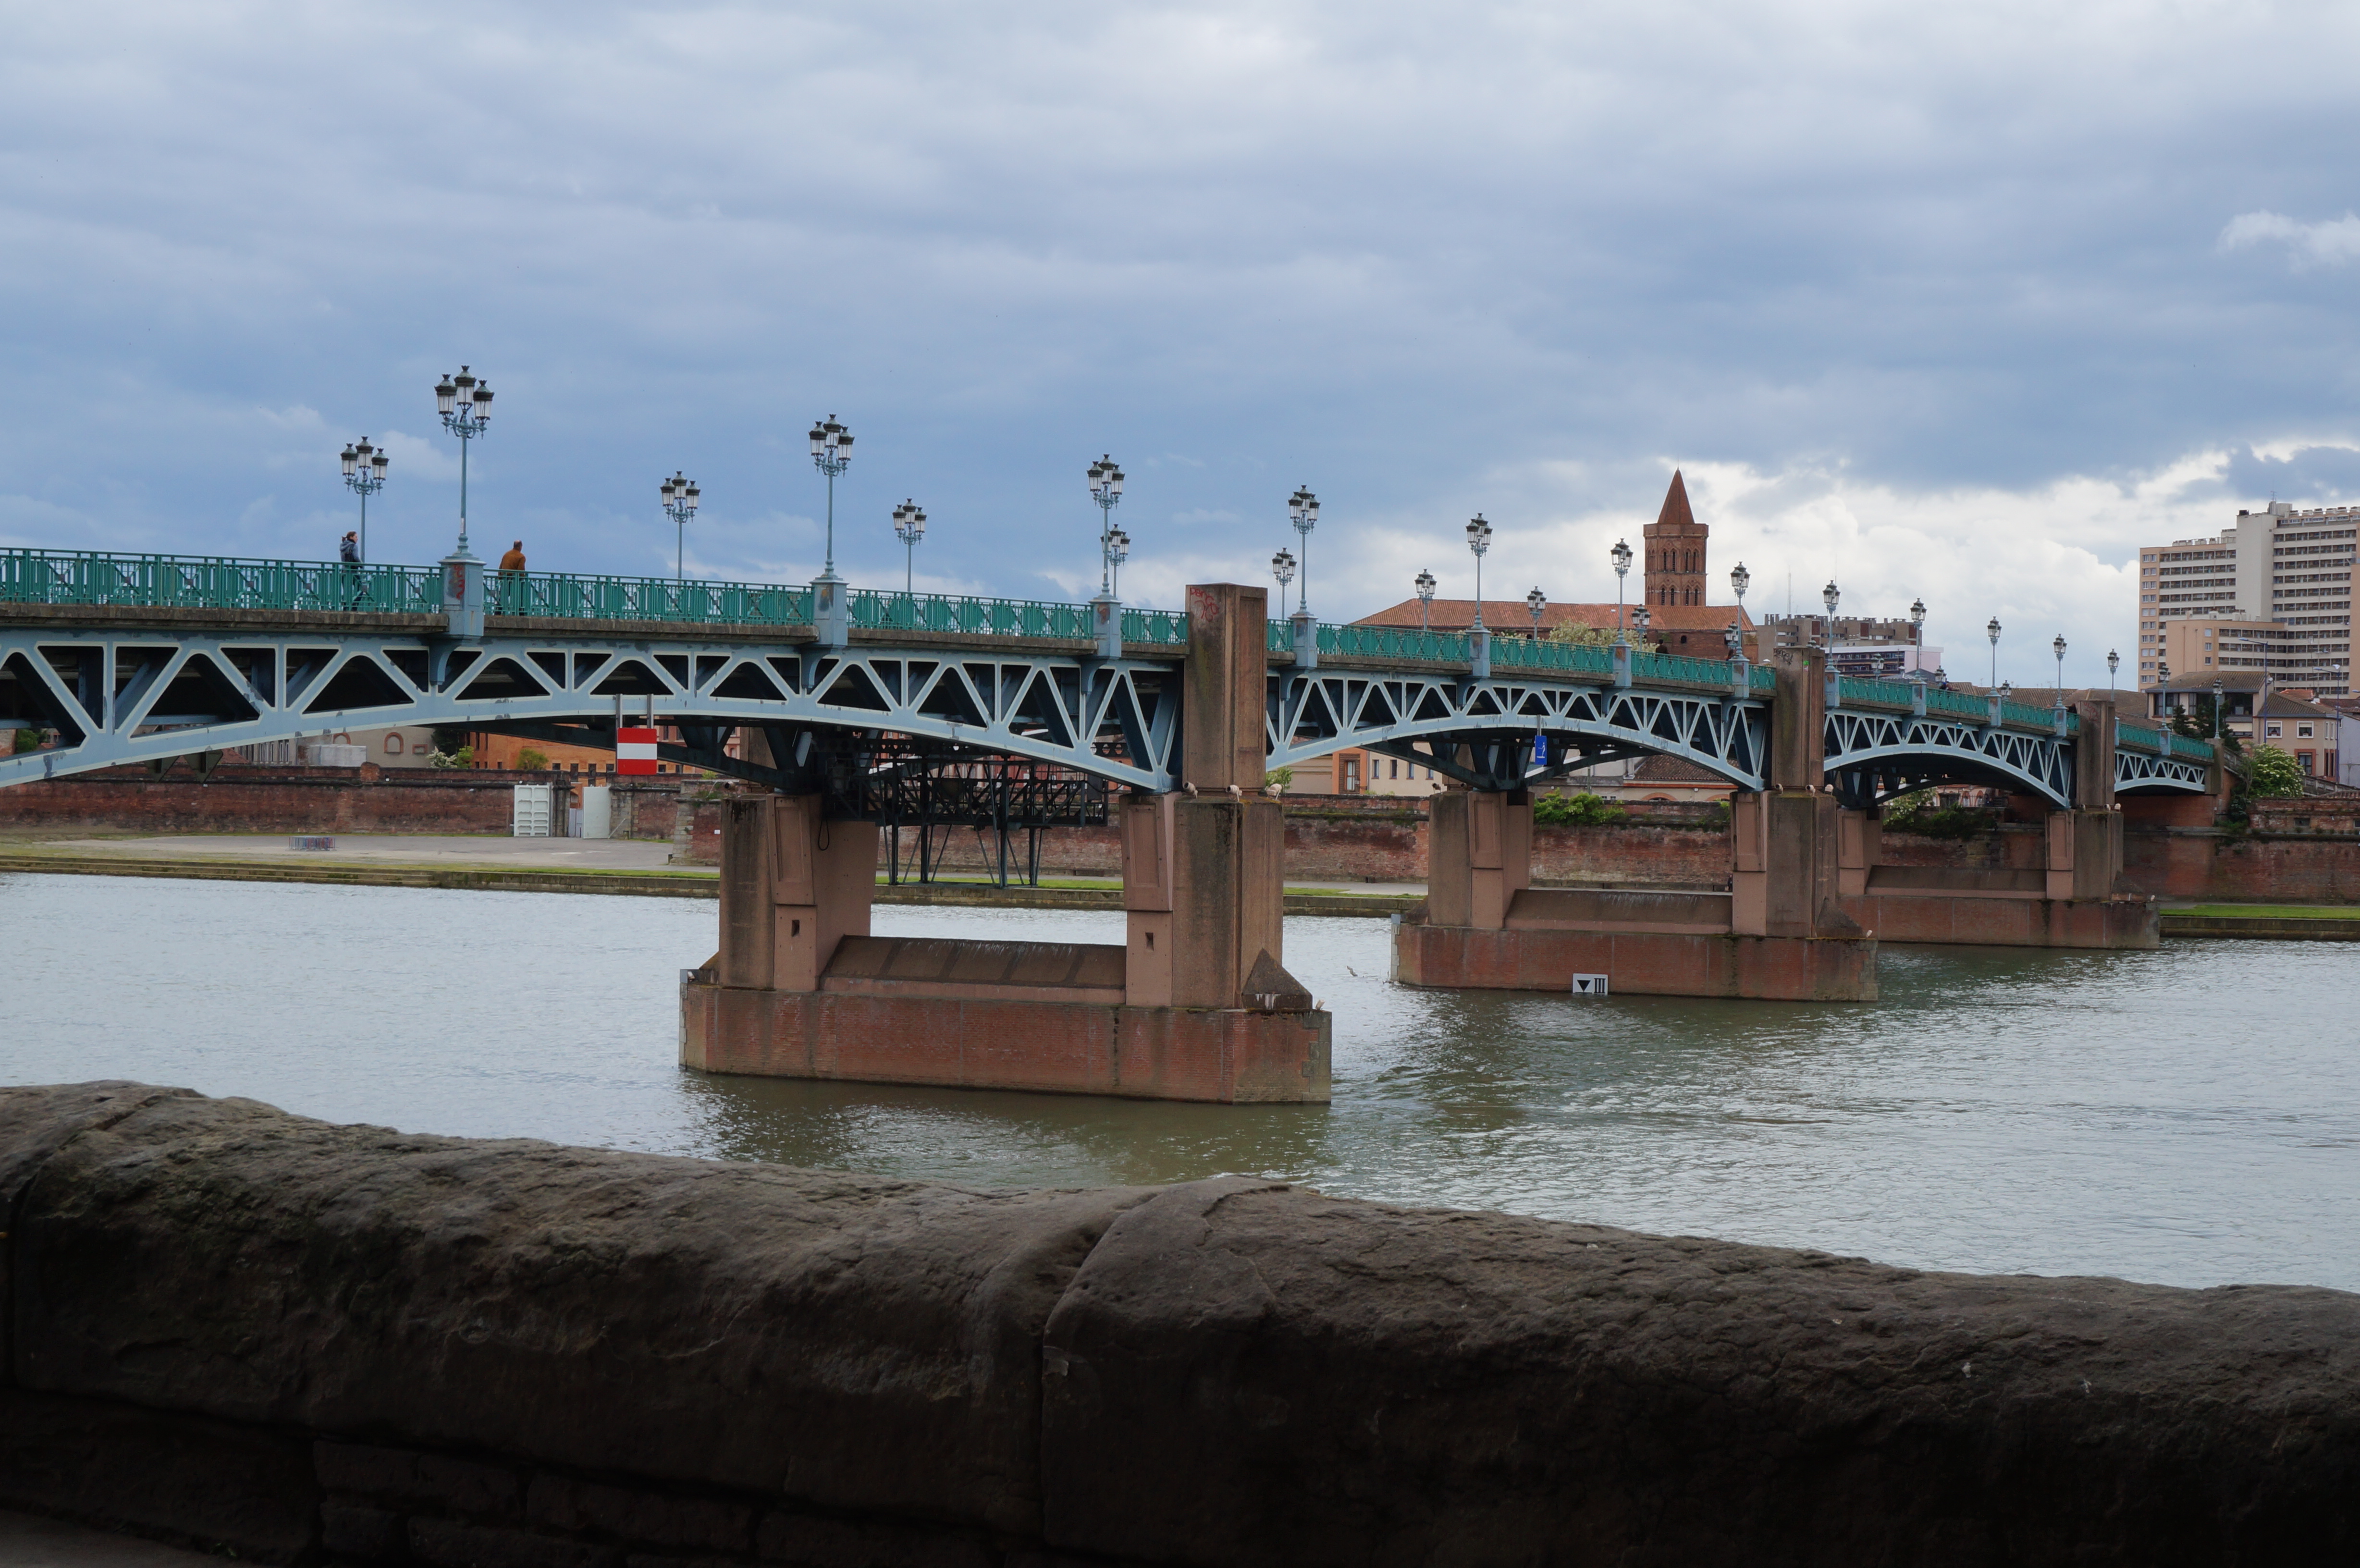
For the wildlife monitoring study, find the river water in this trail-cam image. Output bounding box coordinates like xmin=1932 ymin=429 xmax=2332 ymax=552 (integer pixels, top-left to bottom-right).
xmin=4 ymin=872 xmax=2353 ymax=1292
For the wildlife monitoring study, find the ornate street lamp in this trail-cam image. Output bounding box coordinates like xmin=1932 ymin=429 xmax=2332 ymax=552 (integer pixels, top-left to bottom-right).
xmin=1272 ymin=548 xmax=1297 ymax=608
xmin=339 ymin=439 xmax=388 ymax=565
xmin=1821 ymin=579 xmax=1840 ymax=654
xmin=1986 ymin=615 xmax=2002 ymax=688
xmin=892 ymin=500 xmax=927 ymax=595
xmin=1611 ymin=538 xmax=1633 ymax=644
xmin=1086 ymin=455 xmax=1124 ymax=595
xmin=1465 ymin=515 xmax=1493 ymax=628
xmin=1288 ymin=488 xmax=1320 ymax=616
xmin=1415 ymin=568 xmax=1436 ymax=633
xmin=1525 ymin=586 xmax=1547 ymax=640
xmin=2051 ymin=633 xmax=2067 ymax=703
xmin=660 ymin=472 xmax=699 ymax=581
xmin=2157 ymin=658 xmax=2171 ymax=720
xmin=807 ymin=416 xmax=853 ymax=578
xmin=434 ymin=367 xmax=493 ymax=553
xmin=1106 ymin=525 xmax=1130 ymax=598
xmin=2107 ymin=648 xmax=2120 ymax=693
xmin=1634 ymin=604 xmax=1652 ymax=648
xmin=2212 ymin=674 xmax=2224 ymax=740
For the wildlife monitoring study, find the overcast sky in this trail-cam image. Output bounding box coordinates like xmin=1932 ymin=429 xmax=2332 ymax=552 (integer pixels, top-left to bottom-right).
xmin=4 ymin=0 xmax=2357 ymax=683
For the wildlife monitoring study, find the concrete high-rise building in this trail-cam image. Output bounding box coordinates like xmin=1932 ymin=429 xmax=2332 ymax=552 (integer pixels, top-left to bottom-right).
xmin=2135 ymin=501 xmax=2354 ymax=700
xmin=1644 ymin=470 xmax=1709 ymax=607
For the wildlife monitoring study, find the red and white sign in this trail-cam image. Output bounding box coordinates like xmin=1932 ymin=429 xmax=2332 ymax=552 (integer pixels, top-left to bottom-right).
xmin=617 ymin=727 xmax=661 ymax=776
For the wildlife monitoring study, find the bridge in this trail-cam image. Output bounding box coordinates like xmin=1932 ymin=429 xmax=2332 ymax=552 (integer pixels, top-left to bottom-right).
xmin=1 ymin=547 xmax=2225 ymax=1102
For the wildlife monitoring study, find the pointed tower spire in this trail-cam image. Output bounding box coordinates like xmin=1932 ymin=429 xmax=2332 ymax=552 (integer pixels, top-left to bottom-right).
xmin=1656 ymin=469 xmax=1696 ymax=530
xmin=1643 ymin=468 xmax=1708 ymax=608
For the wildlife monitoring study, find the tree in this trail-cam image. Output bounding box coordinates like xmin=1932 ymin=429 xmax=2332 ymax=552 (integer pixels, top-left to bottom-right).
xmin=1544 ymin=623 xmax=1659 ymax=651
xmin=516 ymin=747 xmax=550 ymax=772
xmin=2244 ymin=744 xmax=2304 ymax=799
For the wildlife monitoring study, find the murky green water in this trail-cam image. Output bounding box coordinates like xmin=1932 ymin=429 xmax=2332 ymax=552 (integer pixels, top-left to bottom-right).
xmin=4 ymin=873 xmax=2352 ymax=1291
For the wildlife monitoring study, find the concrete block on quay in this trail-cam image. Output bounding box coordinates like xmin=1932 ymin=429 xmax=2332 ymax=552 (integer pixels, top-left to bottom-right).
xmin=3 ymin=1084 xmax=2355 ymax=1566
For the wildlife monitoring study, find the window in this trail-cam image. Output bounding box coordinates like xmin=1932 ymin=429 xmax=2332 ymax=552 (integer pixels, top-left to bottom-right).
xmin=1389 ymin=758 xmax=1400 ymax=779
xmin=2298 ymin=723 xmax=2314 ymax=738
xmin=2298 ymin=752 xmax=2316 ymax=774
xmin=384 ymin=735 xmax=405 ymax=755
xmin=2266 ymin=723 xmax=2282 ymax=738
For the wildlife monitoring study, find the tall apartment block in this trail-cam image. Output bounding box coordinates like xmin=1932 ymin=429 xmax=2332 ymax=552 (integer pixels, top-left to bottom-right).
xmin=2136 ymin=501 xmax=2355 ymax=699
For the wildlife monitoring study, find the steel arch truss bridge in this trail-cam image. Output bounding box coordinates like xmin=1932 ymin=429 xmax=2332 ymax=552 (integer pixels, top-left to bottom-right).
xmin=0 ymin=627 xmax=1182 ymax=791
xmin=1266 ymin=669 xmax=1770 ymax=791
xmin=1823 ymin=708 xmax=2075 ymax=807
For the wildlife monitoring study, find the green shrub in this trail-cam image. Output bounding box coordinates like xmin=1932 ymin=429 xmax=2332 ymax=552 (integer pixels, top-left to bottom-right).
xmin=1883 ymin=796 xmax=2001 ymax=839
xmin=1532 ymin=791 xmax=1625 ymax=826
xmin=516 ymin=747 xmax=550 ymax=772
xmin=2244 ymin=745 xmax=2304 ymax=799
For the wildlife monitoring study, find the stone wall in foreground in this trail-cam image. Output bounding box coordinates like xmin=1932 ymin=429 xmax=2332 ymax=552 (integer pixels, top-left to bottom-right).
xmin=2 ymin=1082 xmax=2353 ymax=1566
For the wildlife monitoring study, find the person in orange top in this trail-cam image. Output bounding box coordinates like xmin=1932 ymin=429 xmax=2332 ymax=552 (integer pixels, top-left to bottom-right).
xmin=498 ymin=540 xmax=527 ymax=575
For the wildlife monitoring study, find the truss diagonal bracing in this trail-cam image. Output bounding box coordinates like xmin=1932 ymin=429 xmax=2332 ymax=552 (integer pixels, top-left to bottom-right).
xmin=1265 ymin=669 xmax=1770 ymax=791
xmin=0 ymin=627 xmax=1180 ymax=791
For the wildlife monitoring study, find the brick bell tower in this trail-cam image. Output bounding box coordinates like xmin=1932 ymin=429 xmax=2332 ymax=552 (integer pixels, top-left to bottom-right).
xmin=1644 ymin=470 xmax=1708 ymax=608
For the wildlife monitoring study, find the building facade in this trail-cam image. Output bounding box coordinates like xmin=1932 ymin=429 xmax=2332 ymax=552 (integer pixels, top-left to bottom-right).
xmin=2138 ymin=502 xmax=2355 ymax=699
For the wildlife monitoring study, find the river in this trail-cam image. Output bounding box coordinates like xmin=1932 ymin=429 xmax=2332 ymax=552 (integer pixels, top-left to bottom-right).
xmin=4 ymin=871 xmax=2352 ymax=1292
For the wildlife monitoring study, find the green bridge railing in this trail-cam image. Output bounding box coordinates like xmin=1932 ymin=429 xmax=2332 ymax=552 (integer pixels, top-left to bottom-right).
xmin=1 ymin=548 xmax=443 ymax=615
xmin=0 ymin=547 xmax=1193 ymax=646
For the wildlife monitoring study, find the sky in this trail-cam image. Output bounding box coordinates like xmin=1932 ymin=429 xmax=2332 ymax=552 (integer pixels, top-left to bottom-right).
xmin=4 ymin=0 xmax=2359 ymax=685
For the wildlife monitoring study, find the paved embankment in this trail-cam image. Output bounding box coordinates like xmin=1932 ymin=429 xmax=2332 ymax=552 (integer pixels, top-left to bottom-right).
xmin=0 ymin=851 xmax=1419 ymax=917
xmin=3 ymin=1083 xmax=2353 ymax=1566
xmin=2160 ymin=907 xmax=2360 ymax=940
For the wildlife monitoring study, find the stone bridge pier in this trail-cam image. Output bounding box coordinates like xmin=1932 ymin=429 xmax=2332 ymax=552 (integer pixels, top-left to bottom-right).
xmin=1836 ymin=697 xmax=2160 ymax=950
xmin=680 ymin=582 xmax=1332 ymax=1102
xmin=1396 ymin=650 xmax=1878 ymax=1002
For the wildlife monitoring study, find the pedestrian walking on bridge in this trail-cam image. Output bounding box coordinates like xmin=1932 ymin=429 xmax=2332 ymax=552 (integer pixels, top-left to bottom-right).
xmin=496 ymin=539 xmax=527 ymax=615
xmin=338 ymin=530 xmax=362 ymax=607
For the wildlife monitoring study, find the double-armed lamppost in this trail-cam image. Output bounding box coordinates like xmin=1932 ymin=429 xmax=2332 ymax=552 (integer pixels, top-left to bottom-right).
xmin=1466 ymin=515 xmax=1493 ymax=626
xmin=1415 ymin=568 xmax=1436 ymax=633
xmin=1525 ymin=586 xmax=1547 ymax=640
xmin=892 ymin=500 xmax=927 ymax=595
xmin=808 ymin=417 xmax=854 ymax=577
xmin=1610 ymin=539 xmax=1633 ymax=643
xmin=1287 ymin=488 xmax=1319 ymax=616
xmin=1272 ymin=548 xmax=1297 ymax=608
xmin=660 ymin=472 xmax=699 ymax=580
xmin=2212 ymin=675 xmax=2224 ymax=740
xmin=339 ymin=439 xmax=388 ymax=564
xmin=1086 ymin=456 xmax=1124 ymax=594
xmin=1986 ymin=615 xmax=2002 ymax=688
xmin=433 ymin=367 xmax=494 ymax=553
xmin=1106 ymin=525 xmax=1130 ymax=597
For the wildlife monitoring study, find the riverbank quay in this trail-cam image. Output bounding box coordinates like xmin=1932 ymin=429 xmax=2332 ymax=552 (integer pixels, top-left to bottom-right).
xmin=3 ymin=1083 xmax=2352 ymax=1567
xmin=2160 ymin=905 xmax=2360 ymax=940
xmin=0 ymin=842 xmax=1421 ymax=917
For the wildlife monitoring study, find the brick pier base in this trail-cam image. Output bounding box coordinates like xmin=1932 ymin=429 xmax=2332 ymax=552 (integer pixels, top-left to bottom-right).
xmin=681 ymin=982 xmax=1331 ymax=1102
xmin=1393 ymin=922 xmax=1877 ymax=1002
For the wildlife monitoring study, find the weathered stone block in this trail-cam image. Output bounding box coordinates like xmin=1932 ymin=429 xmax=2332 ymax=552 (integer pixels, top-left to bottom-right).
xmin=0 ymin=1386 xmax=318 ymax=1564
xmin=321 ymin=1501 xmax=407 ymax=1562
xmin=409 ymin=1518 xmax=622 ymax=1568
xmin=526 ymin=1474 xmax=757 ymax=1554
xmin=1040 ymin=1178 xmax=2360 ymax=1567
xmin=753 ymin=1507 xmax=993 ymax=1567
xmin=318 ymin=1441 xmax=525 ymax=1520
xmin=12 ymin=1092 xmax=1149 ymax=1534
